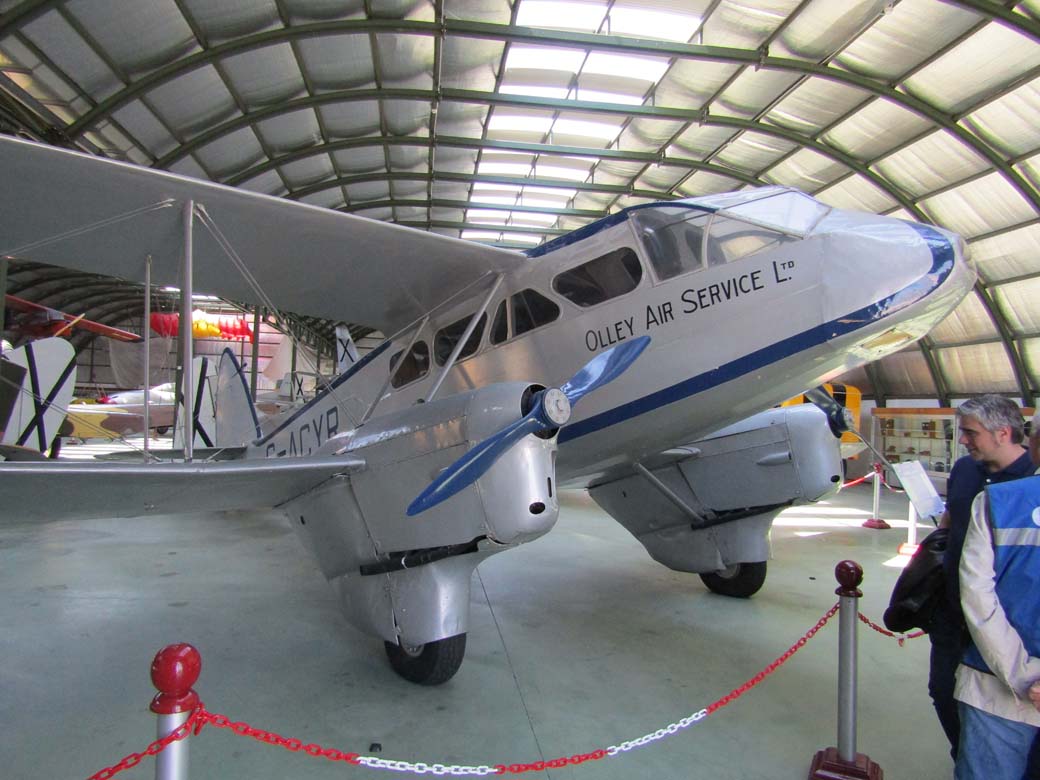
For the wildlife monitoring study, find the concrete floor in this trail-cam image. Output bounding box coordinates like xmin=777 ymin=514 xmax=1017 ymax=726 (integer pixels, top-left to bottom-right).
xmin=0 ymin=468 xmax=951 ymax=780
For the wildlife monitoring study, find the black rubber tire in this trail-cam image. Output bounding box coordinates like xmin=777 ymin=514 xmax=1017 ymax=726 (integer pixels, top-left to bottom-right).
xmin=384 ymin=633 xmax=467 ymax=685
xmin=699 ymin=561 xmax=768 ymax=598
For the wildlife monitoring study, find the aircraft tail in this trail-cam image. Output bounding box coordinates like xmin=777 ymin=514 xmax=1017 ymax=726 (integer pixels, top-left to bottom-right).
xmin=174 ymin=349 xmax=260 ymax=449
xmin=1 ymin=337 xmax=77 ymax=455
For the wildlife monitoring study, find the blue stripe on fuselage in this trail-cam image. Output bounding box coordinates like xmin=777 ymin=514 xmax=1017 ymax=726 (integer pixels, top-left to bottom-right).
xmin=559 ymin=222 xmax=955 ymax=443
xmin=254 ymin=339 xmax=392 ymax=446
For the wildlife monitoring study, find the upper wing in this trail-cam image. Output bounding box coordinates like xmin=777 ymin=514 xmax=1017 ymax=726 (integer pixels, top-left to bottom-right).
xmin=0 ymin=456 xmax=363 ymax=522
xmin=0 ymin=136 xmax=525 ymax=335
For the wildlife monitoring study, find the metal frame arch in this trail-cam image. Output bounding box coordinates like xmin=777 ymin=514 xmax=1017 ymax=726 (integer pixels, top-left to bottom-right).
xmin=223 ymin=136 xmax=763 ymax=191
xmin=27 ymin=17 xmax=1032 ymax=213
xmin=148 ymin=87 xmax=925 ymax=216
xmin=972 ymin=280 xmax=1034 ymax=404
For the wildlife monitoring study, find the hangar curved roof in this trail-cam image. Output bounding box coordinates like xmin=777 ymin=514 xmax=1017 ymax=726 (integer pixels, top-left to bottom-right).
xmin=1 ymin=0 xmax=1038 ymax=403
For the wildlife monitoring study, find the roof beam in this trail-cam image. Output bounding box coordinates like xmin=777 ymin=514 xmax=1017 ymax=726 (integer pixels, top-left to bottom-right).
xmin=225 ymin=135 xmax=759 ymax=189
xmin=344 ymin=198 xmax=606 ymax=218
xmin=289 ymin=169 xmax=672 ymax=202
xmin=972 ymin=280 xmax=1034 ymax=403
xmin=45 ymin=19 xmax=1036 ymax=215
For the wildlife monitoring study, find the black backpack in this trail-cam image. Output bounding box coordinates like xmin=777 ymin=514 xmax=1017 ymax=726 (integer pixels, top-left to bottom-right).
xmin=883 ymin=527 xmax=949 ymax=633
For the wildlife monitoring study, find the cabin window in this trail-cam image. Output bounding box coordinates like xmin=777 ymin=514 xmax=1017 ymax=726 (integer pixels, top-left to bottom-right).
xmin=512 ymin=288 xmax=560 ymax=336
xmin=705 ymin=216 xmax=795 ymax=267
xmin=490 ymin=300 xmax=508 ymax=345
xmin=389 ymin=341 xmax=430 ymax=388
xmin=434 ymin=313 xmax=487 ymax=366
xmin=631 ymin=208 xmax=708 ymax=280
xmin=552 ymin=248 xmax=642 ymax=307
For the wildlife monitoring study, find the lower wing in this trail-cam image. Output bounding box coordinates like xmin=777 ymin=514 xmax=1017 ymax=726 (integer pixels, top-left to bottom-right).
xmin=0 ymin=456 xmax=363 ymax=522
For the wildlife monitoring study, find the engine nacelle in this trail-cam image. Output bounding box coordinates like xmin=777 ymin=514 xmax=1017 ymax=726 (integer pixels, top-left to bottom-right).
xmin=589 ymin=404 xmax=841 ymax=574
xmin=282 ymin=382 xmax=559 ymax=646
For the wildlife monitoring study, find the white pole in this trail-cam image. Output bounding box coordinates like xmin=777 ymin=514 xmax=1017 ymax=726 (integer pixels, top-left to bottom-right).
xmin=143 ymin=255 xmax=151 ymax=460
xmin=180 ymin=202 xmax=194 ymax=462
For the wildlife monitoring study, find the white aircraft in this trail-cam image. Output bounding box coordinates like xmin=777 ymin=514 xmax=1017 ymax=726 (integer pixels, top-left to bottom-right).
xmin=0 ymin=135 xmax=974 ymax=684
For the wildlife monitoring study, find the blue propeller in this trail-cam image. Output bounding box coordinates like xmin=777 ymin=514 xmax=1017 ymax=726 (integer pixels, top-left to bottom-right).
xmin=407 ymin=335 xmax=651 ymax=516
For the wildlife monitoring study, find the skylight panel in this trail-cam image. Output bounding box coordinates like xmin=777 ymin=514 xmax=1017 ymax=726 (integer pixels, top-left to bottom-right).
xmin=462 ymin=230 xmax=506 ymax=241
xmin=509 ymin=234 xmax=545 ymax=245
xmin=505 ymin=46 xmax=586 ymax=73
xmin=477 ymin=161 xmax=533 ymax=176
xmin=608 ymin=6 xmax=701 ymax=43
xmin=487 ymin=114 xmax=554 ymax=133
xmin=515 ymin=1 xmax=607 ymax=33
xmin=583 ymin=52 xmax=670 ymax=82
xmin=552 ymin=117 xmax=623 ymax=140
xmin=471 ymin=194 xmax=520 ymax=206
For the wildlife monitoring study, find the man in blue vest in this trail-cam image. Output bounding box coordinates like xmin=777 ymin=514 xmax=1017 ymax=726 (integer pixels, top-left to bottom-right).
xmin=930 ymin=395 xmax=1033 ymax=759
xmin=955 ymin=409 xmax=1040 ymax=780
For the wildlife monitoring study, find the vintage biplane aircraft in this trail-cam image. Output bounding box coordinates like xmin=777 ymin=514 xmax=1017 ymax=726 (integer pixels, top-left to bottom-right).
xmin=0 ymin=135 xmax=974 ymax=684
xmin=4 ymin=293 xmax=143 ymax=345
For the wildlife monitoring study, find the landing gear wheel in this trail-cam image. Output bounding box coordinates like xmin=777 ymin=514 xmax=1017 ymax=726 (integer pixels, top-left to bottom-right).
xmin=700 ymin=561 xmax=767 ymax=598
xmin=384 ymin=633 xmax=467 ymax=685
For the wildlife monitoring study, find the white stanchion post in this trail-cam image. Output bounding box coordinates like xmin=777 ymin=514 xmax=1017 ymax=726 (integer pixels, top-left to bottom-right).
xmin=863 ymin=464 xmax=891 ymax=529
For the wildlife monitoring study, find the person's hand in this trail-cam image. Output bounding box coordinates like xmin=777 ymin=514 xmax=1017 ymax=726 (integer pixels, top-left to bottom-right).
xmin=1029 ymin=681 xmax=1040 ymax=712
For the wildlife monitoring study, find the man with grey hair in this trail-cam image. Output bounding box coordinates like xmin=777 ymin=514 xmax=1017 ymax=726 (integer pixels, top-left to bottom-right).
xmin=954 ymin=407 xmax=1040 ymax=778
xmin=928 ymin=394 xmax=1032 ymax=760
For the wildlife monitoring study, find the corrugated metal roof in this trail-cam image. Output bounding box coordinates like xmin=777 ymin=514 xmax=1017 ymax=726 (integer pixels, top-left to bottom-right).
xmin=1 ymin=0 xmax=1039 ymax=402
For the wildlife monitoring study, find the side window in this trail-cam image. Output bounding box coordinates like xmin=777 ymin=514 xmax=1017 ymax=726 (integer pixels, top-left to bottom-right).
xmin=434 ymin=313 xmax=487 ymax=365
xmin=552 ymin=248 xmax=643 ymax=307
xmin=705 ymin=216 xmax=794 ymax=267
xmin=633 ymin=208 xmax=708 ymax=280
xmin=389 ymin=341 xmax=430 ymax=388
xmin=512 ymin=288 xmax=560 ymax=337
xmin=490 ymin=300 xmax=508 ymax=345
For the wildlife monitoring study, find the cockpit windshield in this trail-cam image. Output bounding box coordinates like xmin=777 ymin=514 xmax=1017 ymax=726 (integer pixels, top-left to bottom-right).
xmin=630 ymin=187 xmax=829 ymax=282
xmin=682 ymin=187 xmax=831 ymax=237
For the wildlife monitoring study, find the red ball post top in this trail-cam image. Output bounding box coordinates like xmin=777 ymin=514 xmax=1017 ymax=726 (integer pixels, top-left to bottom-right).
xmin=150 ymin=643 xmax=201 ymax=714
xmin=834 ymin=559 xmax=863 ymax=598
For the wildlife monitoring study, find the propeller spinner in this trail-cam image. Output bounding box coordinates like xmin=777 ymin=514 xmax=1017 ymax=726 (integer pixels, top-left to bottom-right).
xmin=406 ymin=336 xmax=651 ymax=516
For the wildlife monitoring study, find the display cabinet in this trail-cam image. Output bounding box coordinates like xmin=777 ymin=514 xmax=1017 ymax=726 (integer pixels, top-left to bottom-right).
xmin=871 ymin=408 xmax=957 ymax=477
xmin=871 ymin=407 xmax=1035 ymax=481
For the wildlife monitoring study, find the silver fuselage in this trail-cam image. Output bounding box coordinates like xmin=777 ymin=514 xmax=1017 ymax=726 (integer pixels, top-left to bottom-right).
xmin=254 ymin=194 xmax=974 ymax=487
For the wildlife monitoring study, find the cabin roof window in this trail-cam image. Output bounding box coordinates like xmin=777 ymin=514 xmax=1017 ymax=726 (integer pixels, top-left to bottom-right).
xmin=705 ymin=216 xmax=796 ymax=267
xmin=434 ymin=313 xmax=487 ymax=366
xmin=631 ymin=207 xmax=707 ymax=280
xmin=552 ymin=247 xmax=642 ymax=307
xmin=389 ymin=341 xmax=430 ymax=388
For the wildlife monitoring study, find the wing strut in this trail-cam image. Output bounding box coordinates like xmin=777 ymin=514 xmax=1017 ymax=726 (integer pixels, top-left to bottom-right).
xmin=2 ymin=199 xmax=175 ymax=257
xmin=360 ymin=316 xmax=429 ymax=425
xmin=424 ymin=273 xmax=504 ymax=404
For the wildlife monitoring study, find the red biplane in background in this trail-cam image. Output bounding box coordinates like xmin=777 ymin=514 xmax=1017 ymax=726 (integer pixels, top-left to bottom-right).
xmin=5 ymin=294 xmax=141 ymax=344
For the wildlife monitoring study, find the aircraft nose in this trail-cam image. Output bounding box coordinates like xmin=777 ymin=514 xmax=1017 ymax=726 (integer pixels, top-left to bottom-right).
xmin=816 ymin=212 xmax=976 ymax=359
